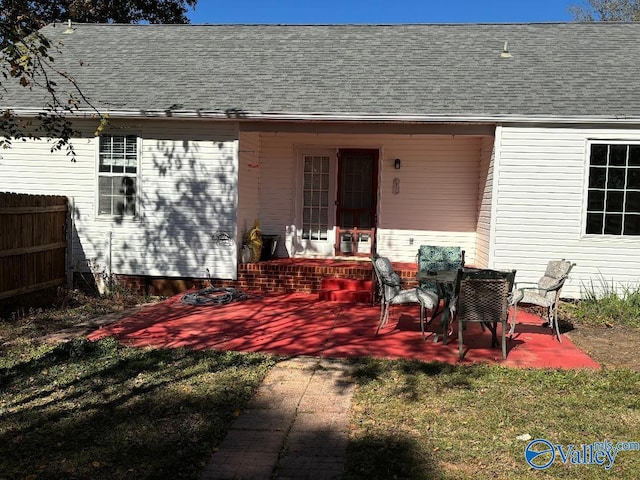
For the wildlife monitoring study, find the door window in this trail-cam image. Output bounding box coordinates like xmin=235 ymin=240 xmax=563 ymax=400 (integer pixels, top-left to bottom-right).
xmin=302 ymin=155 xmax=330 ymax=240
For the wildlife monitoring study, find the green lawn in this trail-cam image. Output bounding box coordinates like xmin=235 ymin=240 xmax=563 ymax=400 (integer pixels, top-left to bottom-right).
xmin=344 ymin=359 xmax=640 ymax=480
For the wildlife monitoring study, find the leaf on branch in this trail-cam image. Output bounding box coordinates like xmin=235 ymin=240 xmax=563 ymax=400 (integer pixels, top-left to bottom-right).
xmin=94 ymin=115 xmax=111 ymax=136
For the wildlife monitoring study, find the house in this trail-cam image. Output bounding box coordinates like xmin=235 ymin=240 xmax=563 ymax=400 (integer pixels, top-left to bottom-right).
xmin=2 ymin=22 xmax=640 ymax=298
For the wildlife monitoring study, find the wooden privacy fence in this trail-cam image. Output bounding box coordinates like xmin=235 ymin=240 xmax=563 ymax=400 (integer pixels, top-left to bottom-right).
xmin=0 ymin=192 xmax=68 ymax=302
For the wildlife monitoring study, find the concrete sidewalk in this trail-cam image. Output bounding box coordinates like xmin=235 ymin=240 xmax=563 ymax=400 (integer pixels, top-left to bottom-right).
xmin=200 ymin=357 xmax=356 ymax=480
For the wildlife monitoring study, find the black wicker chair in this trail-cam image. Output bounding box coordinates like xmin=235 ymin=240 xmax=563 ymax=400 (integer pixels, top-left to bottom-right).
xmin=450 ymin=268 xmax=516 ymax=359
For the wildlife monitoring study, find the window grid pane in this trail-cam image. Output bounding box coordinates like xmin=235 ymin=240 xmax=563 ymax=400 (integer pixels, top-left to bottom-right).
xmin=99 ymin=135 xmax=138 ymax=174
xmin=301 ymin=155 xmax=329 ymax=240
xmin=587 ymin=142 xmax=640 ymax=235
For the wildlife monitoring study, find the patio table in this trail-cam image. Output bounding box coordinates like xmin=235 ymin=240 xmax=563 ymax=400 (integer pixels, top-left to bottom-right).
xmin=416 ymin=269 xmax=458 ymax=344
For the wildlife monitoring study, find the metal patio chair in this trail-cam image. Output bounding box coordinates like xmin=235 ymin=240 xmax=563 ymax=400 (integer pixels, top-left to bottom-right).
xmin=450 ymin=268 xmax=517 ymax=360
xmin=511 ymin=259 xmax=575 ymax=342
xmin=372 ymin=255 xmax=438 ymax=337
xmin=416 ymin=245 xmax=465 ymax=319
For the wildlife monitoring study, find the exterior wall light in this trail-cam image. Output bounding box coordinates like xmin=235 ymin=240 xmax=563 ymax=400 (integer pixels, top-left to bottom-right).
xmin=394 ymin=158 xmax=401 ymax=169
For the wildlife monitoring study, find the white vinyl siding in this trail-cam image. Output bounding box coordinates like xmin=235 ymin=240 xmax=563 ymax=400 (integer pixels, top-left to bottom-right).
xmin=475 ymin=136 xmax=494 ymax=268
xmin=135 ymin=120 xmax=238 ymax=279
xmin=493 ymin=125 xmax=640 ymax=298
xmin=0 ymin=119 xmax=239 ymax=281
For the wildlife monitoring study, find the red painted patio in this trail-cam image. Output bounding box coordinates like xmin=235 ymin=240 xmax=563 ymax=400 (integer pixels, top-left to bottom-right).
xmin=88 ymin=291 xmax=600 ymax=370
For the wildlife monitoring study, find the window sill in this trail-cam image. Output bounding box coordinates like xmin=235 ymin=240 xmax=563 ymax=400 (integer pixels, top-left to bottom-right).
xmin=95 ymin=215 xmax=141 ymax=224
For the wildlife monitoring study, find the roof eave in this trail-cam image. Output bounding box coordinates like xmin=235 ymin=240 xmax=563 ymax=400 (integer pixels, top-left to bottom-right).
xmin=8 ymin=108 xmax=640 ymax=125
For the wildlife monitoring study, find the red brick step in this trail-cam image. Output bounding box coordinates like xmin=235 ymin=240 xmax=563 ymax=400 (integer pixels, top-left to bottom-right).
xmin=319 ymin=277 xmax=373 ymax=303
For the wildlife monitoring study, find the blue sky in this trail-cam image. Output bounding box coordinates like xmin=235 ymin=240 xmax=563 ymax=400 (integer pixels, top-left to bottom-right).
xmin=187 ymin=0 xmax=577 ymax=24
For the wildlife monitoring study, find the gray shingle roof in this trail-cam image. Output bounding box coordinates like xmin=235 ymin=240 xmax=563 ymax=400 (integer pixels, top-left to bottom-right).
xmin=4 ymin=22 xmax=640 ymax=121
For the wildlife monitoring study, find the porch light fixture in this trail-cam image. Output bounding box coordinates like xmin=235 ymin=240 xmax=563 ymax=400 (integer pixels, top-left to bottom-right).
xmin=394 ymin=158 xmax=401 ymax=169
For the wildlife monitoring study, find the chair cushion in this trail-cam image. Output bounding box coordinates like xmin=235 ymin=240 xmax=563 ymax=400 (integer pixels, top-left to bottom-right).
xmin=510 ymin=289 xmax=524 ymax=305
xmin=374 ymin=257 xmax=401 ymax=287
xmin=375 ymin=256 xmax=394 ymax=277
xmin=539 ymin=260 xmax=572 ymax=297
xmin=538 ymin=275 xmax=562 ymax=291
xmin=373 ymin=256 xmax=402 ymax=299
xmin=417 ymin=245 xmax=463 ymax=272
xmin=389 ymin=288 xmax=437 ymax=308
xmin=544 ymin=260 xmax=573 ymax=279
xmin=384 ymin=283 xmax=400 ymax=300
xmin=417 ymin=246 xmax=463 ymax=293
xmin=517 ymin=289 xmax=553 ymax=307
xmin=417 ymin=288 xmax=438 ymax=309
xmin=389 ymin=288 xmax=419 ymax=305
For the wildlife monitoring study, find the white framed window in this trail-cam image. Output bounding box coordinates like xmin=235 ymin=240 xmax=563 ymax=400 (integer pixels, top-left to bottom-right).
xmin=302 ymin=154 xmax=330 ymax=240
xmin=97 ymin=134 xmax=139 ymax=217
xmin=586 ymin=142 xmax=640 ymax=235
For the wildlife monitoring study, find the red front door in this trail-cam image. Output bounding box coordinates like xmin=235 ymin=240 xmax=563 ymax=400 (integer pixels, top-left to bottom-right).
xmin=335 ymin=149 xmax=378 ymax=255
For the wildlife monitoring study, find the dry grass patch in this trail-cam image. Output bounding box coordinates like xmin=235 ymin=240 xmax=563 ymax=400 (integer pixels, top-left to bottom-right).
xmin=0 ymin=290 xmax=277 ymax=480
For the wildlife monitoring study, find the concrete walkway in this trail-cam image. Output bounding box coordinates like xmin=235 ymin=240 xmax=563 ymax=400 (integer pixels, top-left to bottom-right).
xmin=200 ymin=357 xmax=356 ymax=480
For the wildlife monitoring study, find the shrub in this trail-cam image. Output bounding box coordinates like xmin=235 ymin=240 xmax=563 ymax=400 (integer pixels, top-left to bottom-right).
xmin=564 ymin=274 xmax=640 ymax=328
